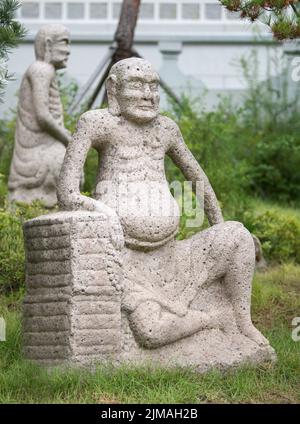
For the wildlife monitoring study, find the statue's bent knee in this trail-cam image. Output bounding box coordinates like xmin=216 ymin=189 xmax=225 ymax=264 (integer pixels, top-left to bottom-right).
xmin=127 ymin=301 xmax=164 ymax=349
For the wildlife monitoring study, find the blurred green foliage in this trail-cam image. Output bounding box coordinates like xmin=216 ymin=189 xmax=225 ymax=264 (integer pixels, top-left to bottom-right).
xmin=0 ymin=0 xmax=26 ymax=100
xmin=0 ymin=201 xmax=50 ymax=293
xmin=243 ymin=199 xmax=300 ymax=263
xmin=0 ymin=50 xmax=300 ymax=292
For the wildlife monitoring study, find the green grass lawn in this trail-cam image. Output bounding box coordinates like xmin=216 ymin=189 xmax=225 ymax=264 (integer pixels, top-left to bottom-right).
xmin=0 ymin=264 xmax=299 ymax=404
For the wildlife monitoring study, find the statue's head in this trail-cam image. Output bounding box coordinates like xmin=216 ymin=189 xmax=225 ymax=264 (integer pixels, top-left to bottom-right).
xmin=35 ymin=24 xmax=70 ymax=69
xmin=106 ymin=58 xmax=160 ymax=124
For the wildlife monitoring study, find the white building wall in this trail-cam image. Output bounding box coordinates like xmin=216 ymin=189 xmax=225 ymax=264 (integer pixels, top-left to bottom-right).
xmin=0 ymin=0 xmax=283 ymax=116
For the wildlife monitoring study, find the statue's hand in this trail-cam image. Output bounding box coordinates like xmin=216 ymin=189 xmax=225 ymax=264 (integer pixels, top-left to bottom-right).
xmin=58 ymin=191 xmax=124 ymax=249
xmin=162 ymin=300 xmax=188 ymax=317
xmin=93 ymin=200 xmax=124 ymax=250
xmin=175 ymin=303 xmax=188 ymax=317
xmin=93 ymin=200 xmax=119 ymax=220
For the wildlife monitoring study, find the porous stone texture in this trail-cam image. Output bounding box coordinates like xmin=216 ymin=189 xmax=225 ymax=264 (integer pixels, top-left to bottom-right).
xmin=23 ymin=211 xmax=275 ymax=370
xmin=23 ymin=58 xmax=276 ymax=371
xmin=8 ymin=24 xmax=71 ymax=207
xmin=23 ymin=211 xmax=122 ymax=366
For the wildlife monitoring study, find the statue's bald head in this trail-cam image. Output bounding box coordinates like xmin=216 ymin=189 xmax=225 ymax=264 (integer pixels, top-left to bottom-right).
xmin=34 ymin=24 xmax=70 ymax=65
xmin=106 ymin=58 xmax=160 ymax=123
xmin=108 ymin=58 xmax=158 ymax=84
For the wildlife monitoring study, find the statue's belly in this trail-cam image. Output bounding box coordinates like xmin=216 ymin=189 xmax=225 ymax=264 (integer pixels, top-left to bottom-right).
xmin=95 ymin=181 xmax=180 ymax=249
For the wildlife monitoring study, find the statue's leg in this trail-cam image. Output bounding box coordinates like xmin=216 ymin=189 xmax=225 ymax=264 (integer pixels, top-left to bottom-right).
xmin=189 ymin=221 xmax=269 ymax=347
xmin=127 ymin=299 xmax=224 ymax=349
xmin=221 ymin=222 xmax=269 ymax=346
xmin=122 ymin=243 xmax=226 ymax=349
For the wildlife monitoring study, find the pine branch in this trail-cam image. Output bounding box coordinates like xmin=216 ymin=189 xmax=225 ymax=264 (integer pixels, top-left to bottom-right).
xmin=220 ymin=0 xmax=300 ymax=39
xmin=0 ymin=0 xmax=26 ymax=101
xmin=291 ymin=3 xmax=300 ymax=18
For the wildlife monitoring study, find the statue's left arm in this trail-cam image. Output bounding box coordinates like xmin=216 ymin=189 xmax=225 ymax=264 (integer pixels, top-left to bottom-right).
xmin=166 ymin=120 xmax=224 ymax=226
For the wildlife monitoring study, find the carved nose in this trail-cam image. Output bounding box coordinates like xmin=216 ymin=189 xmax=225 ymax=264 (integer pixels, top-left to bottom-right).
xmin=143 ymin=85 xmax=152 ymax=99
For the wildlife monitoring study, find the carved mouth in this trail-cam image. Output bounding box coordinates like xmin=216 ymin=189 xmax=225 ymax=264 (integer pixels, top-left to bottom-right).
xmin=139 ymin=105 xmax=153 ymax=110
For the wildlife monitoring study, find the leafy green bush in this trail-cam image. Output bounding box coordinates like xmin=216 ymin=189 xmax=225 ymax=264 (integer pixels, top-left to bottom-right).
xmin=166 ymin=96 xmax=252 ymax=219
xmin=239 ymin=50 xmax=300 ymax=203
xmin=247 ymin=134 xmax=300 ymax=202
xmin=0 ymin=113 xmax=16 ymax=190
xmin=167 ymin=50 xmax=300 ymax=206
xmin=0 ymin=202 xmax=49 ymax=293
xmin=57 ymin=76 xmax=98 ymax=195
xmin=0 ymin=208 xmax=24 ymax=292
xmin=57 ymin=76 xmax=81 ymax=133
xmin=244 ymin=206 xmax=300 ymax=263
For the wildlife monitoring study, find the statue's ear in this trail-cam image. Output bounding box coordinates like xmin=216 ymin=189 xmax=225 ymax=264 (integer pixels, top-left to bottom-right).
xmin=106 ymin=74 xmax=121 ymax=116
xmin=44 ymin=37 xmax=52 ymax=63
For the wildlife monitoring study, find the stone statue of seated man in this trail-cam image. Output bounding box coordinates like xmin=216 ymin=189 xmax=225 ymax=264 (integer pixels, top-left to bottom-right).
xmin=56 ymin=57 xmax=272 ymax=354
xmin=8 ymin=24 xmax=71 ymax=207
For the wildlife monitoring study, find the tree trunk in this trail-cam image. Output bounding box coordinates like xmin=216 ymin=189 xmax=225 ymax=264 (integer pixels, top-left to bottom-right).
xmin=112 ymin=0 xmax=141 ymax=63
xmin=83 ymin=0 xmax=182 ymax=110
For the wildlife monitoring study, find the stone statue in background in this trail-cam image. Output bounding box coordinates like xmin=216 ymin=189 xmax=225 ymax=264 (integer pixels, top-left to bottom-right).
xmin=22 ymin=58 xmax=275 ymax=370
xmin=8 ymin=24 xmax=71 ymax=207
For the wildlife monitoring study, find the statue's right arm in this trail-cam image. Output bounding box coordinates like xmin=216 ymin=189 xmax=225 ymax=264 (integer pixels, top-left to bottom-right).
xmin=57 ymin=112 xmax=106 ymax=213
xmin=58 ymin=112 xmax=124 ymax=250
xmin=30 ymin=63 xmax=70 ymax=146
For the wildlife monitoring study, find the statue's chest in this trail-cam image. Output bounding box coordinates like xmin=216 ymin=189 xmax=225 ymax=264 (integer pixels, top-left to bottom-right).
xmin=109 ymin=132 xmax=165 ymax=165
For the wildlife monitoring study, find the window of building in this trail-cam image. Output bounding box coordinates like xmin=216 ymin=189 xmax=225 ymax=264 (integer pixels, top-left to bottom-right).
xmin=139 ymin=3 xmax=154 ymax=20
xmin=205 ymin=3 xmax=222 ymax=20
xmin=18 ymin=0 xmax=237 ymax=24
xmin=21 ymin=2 xmax=39 ymax=18
xmin=67 ymin=2 xmax=85 ymax=19
xmin=112 ymin=2 xmax=121 ymax=19
xmin=45 ymin=2 xmax=63 ymax=19
xmin=225 ymin=9 xmax=240 ymax=20
xmin=159 ymin=3 xmax=177 ymax=20
xmin=182 ymin=3 xmax=200 ymax=20
xmin=89 ymin=2 xmax=108 ymax=19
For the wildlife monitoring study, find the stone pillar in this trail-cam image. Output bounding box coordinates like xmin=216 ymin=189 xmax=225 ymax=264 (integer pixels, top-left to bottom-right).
xmin=283 ymin=40 xmax=300 ymax=98
xmin=22 ymin=211 xmax=122 ymax=366
xmin=159 ymin=41 xmax=185 ymax=90
xmin=158 ymin=40 xmax=205 ymax=108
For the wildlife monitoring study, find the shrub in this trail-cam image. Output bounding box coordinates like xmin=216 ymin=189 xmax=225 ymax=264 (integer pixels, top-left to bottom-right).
xmin=243 ymin=207 xmax=300 ymax=263
xmin=166 ymin=96 xmax=252 ymax=219
xmin=239 ymin=50 xmax=300 ymax=203
xmin=164 ymin=49 xmax=300 ymax=206
xmin=57 ymin=75 xmax=81 ymax=133
xmin=0 ymin=208 xmax=24 ymax=292
xmin=58 ymin=75 xmax=99 ymax=195
xmin=0 ymin=113 xmax=16 ymax=191
xmin=247 ymin=134 xmax=300 ymax=202
xmin=0 ymin=201 xmax=49 ymax=293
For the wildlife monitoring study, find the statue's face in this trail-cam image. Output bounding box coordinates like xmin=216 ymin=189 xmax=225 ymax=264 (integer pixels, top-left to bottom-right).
xmin=49 ymin=32 xmax=70 ymax=69
xmin=117 ymin=68 xmax=160 ymax=124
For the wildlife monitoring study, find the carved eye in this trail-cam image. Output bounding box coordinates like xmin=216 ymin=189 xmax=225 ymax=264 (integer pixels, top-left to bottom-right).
xmin=150 ymin=83 xmax=159 ymax=91
xmin=128 ymin=81 xmax=143 ymax=90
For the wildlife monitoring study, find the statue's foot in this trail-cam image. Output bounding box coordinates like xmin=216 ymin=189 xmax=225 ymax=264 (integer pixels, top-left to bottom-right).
xmin=238 ymin=321 xmax=270 ymax=347
xmin=208 ymin=309 xmax=237 ymax=333
xmin=208 ymin=311 xmax=270 ymax=347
